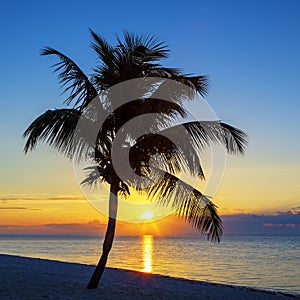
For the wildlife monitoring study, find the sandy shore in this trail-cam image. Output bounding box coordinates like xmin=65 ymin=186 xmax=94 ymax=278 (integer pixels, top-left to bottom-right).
xmin=0 ymin=254 xmax=298 ymax=299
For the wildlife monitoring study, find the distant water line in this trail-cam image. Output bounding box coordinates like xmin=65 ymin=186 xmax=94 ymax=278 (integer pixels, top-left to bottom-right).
xmin=0 ymin=235 xmax=299 ymax=296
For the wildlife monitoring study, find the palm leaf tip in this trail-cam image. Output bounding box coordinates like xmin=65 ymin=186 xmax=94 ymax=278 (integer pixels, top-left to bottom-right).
xmin=176 ymin=194 xmax=223 ymax=243
xmin=117 ymin=30 xmax=170 ymax=62
xmin=183 ymin=121 xmax=248 ymax=156
xmin=220 ymin=123 xmax=248 ymax=155
xmin=202 ymin=202 xmax=223 ymax=242
xmin=22 ymin=128 xmax=33 ymax=154
xmin=40 ymin=46 xmax=98 ymax=108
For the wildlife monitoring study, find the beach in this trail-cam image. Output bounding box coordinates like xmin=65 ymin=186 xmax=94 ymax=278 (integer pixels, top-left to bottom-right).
xmin=0 ymin=254 xmax=297 ymax=300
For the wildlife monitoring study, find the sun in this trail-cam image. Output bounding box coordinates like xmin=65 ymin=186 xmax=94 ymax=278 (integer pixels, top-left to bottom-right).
xmin=141 ymin=211 xmax=154 ymax=220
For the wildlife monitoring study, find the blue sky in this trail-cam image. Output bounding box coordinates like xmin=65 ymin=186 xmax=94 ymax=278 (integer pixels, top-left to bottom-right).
xmin=0 ymin=0 xmax=299 ymax=233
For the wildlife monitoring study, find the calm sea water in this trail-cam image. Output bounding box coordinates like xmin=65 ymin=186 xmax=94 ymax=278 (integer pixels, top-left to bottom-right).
xmin=0 ymin=235 xmax=299 ymax=295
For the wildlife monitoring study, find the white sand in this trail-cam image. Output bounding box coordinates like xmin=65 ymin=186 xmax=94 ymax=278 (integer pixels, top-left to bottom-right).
xmin=0 ymin=254 xmax=298 ymax=299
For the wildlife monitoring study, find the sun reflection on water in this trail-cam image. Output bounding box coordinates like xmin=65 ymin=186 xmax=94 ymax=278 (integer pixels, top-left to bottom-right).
xmin=142 ymin=235 xmax=153 ymax=273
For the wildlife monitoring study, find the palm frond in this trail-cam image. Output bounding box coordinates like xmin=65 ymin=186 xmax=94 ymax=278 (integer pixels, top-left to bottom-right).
xmin=41 ymin=47 xmax=98 ymax=108
xmin=81 ymin=166 xmax=107 ymax=186
xmin=129 ymin=120 xmax=247 ymax=184
xmin=144 ymin=167 xmax=223 ymax=242
xmin=90 ymin=29 xmax=208 ymax=99
xmin=175 ymin=74 xmax=209 ymax=97
xmin=219 ymin=122 xmax=248 ymax=154
xmin=81 ymin=165 xmax=130 ymax=197
xmin=118 ymin=31 xmax=169 ymax=61
xmin=89 ymin=29 xmax=116 ymax=73
xmin=129 ymin=132 xmax=205 ymax=180
xmin=183 ymin=121 xmax=248 ymax=155
xmin=150 ymin=69 xmax=209 ymax=98
xmin=23 ymin=108 xmax=84 ymax=158
xmin=101 ymin=98 xmax=187 ymax=135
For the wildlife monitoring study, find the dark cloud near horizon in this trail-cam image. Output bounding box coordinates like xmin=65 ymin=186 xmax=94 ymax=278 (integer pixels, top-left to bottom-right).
xmin=0 ymin=207 xmax=41 ymax=210
xmin=44 ymin=219 xmax=103 ymax=228
xmin=222 ymin=212 xmax=300 ymax=236
xmin=0 ymin=213 xmax=299 ymax=236
xmin=0 ymin=196 xmax=84 ymax=202
xmin=291 ymin=206 xmax=300 ymax=211
xmin=0 ymin=219 xmax=105 ymax=235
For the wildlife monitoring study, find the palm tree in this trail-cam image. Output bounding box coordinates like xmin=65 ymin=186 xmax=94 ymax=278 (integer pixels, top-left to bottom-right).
xmin=23 ymin=30 xmax=247 ymax=289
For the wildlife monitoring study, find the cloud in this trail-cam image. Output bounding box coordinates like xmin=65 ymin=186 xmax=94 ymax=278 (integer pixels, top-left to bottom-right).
xmin=0 ymin=195 xmax=84 ymax=202
xmin=263 ymin=223 xmax=297 ymax=228
xmin=0 ymin=220 xmax=106 ymax=235
xmin=0 ymin=207 xmax=41 ymax=210
xmin=290 ymin=206 xmax=300 ymax=214
xmin=44 ymin=219 xmax=103 ymax=229
xmin=276 ymin=210 xmax=300 ymax=216
xmin=222 ymin=211 xmax=300 ymax=236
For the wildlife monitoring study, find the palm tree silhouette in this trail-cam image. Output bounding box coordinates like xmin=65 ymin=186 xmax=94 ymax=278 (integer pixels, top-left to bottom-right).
xmin=23 ymin=30 xmax=247 ymax=289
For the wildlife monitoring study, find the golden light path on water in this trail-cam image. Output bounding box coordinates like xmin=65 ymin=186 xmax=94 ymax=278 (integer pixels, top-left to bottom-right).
xmin=142 ymin=235 xmax=153 ymax=273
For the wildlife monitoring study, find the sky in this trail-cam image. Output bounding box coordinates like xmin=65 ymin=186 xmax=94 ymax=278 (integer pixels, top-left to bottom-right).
xmin=0 ymin=0 xmax=299 ymax=236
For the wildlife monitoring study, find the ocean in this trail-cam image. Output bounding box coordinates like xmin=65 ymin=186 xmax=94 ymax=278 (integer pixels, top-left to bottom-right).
xmin=0 ymin=235 xmax=299 ymax=296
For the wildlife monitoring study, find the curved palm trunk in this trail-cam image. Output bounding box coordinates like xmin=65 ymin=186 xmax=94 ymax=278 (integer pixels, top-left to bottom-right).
xmin=87 ymin=183 xmax=118 ymax=289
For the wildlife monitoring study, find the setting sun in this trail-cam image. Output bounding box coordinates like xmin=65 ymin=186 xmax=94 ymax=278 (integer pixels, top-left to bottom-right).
xmin=141 ymin=211 xmax=154 ymax=220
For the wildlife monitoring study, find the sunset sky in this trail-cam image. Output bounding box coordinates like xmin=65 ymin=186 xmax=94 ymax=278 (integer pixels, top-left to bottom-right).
xmin=0 ymin=0 xmax=299 ymax=236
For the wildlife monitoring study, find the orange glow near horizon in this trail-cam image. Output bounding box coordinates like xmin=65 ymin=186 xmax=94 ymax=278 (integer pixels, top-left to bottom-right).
xmin=1 ymin=158 xmax=300 ymax=237
xmin=2 ymin=161 xmax=299 ymax=231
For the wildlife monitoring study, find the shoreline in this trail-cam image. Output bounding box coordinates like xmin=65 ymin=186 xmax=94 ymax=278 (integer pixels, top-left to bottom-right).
xmin=0 ymin=254 xmax=298 ymax=299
